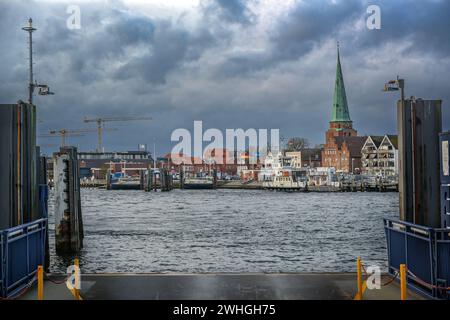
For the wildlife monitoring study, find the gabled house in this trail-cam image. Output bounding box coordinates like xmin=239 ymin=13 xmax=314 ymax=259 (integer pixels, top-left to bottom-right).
xmin=361 ymin=135 xmax=398 ymax=176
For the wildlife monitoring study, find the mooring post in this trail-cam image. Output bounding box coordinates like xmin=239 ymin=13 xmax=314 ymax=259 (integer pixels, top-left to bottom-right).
xmin=146 ymin=169 xmax=151 ymax=192
xmin=180 ymin=164 xmax=184 ymax=189
xmin=139 ymin=170 xmax=145 ymax=190
xmin=356 ymin=257 xmax=362 ymax=300
xmin=160 ymin=169 xmax=165 ymax=191
xmin=168 ymin=170 xmax=173 ymax=191
xmin=400 ymin=264 xmax=407 ymax=300
xmin=53 ymin=147 xmax=83 ymax=254
xmin=74 ymin=258 xmax=81 ymax=300
xmin=106 ymin=169 xmax=111 ymax=190
xmin=37 ymin=265 xmax=44 ymax=300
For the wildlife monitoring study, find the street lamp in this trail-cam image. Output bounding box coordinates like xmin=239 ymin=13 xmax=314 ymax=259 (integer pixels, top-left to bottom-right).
xmin=383 ymin=76 xmax=417 ymax=222
xmin=383 ymin=76 xmax=405 ymax=107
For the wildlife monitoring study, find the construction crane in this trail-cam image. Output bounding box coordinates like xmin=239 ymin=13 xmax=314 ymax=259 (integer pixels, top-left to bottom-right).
xmin=83 ymin=116 xmax=152 ymax=152
xmin=39 ymin=130 xmax=85 ymax=148
xmin=39 ymin=128 xmax=116 ymax=148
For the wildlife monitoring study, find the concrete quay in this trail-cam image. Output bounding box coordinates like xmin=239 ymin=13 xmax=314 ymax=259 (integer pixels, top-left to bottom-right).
xmin=19 ymin=273 xmax=424 ymax=300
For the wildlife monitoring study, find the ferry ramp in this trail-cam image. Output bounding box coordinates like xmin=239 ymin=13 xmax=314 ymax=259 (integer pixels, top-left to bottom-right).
xmin=18 ymin=273 xmax=424 ymax=300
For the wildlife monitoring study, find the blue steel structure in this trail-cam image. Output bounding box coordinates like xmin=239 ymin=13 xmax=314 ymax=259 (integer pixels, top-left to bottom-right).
xmin=0 ymin=185 xmax=48 ymax=298
xmin=385 ymin=219 xmax=450 ymax=299
xmin=0 ymin=219 xmax=47 ymax=298
xmin=384 ymin=218 xmax=436 ymax=298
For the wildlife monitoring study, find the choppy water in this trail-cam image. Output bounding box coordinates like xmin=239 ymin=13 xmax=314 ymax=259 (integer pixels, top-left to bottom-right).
xmin=48 ymin=189 xmax=398 ymax=273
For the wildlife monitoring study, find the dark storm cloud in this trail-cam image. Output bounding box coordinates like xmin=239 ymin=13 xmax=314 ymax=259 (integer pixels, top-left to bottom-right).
xmin=270 ymin=0 xmax=364 ymax=60
xmin=218 ymin=0 xmax=450 ymax=77
xmin=214 ymin=0 xmax=365 ymax=77
xmin=348 ymin=0 xmax=450 ymax=57
xmin=114 ymin=20 xmax=217 ymax=84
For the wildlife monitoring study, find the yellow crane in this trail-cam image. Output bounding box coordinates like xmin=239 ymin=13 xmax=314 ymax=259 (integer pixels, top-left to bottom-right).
xmin=39 ymin=128 xmax=116 ymax=148
xmin=83 ymin=116 xmax=152 ymax=152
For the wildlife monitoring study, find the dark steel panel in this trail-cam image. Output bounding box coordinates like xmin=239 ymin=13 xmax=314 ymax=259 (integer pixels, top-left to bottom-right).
xmin=414 ymin=100 xmax=442 ymax=227
xmin=398 ymin=99 xmax=442 ymax=227
xmin=0 ymin=105 xmax=14 ymax=230
xmin=0 ymin=102 xmax=38 ymax=230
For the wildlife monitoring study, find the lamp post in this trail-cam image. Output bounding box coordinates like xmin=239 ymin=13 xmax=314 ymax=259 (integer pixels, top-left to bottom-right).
xmin=22 ymin=18 xmax=54 ymax=104
xmin=383 ymin=76 xmax=413 ymax=222
xmin=383 ymin=76 xmax=404 ymax=107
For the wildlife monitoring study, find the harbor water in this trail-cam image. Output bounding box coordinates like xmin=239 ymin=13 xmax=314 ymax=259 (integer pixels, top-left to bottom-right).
xmin=48 ymin=189 xmax=397 ymax=273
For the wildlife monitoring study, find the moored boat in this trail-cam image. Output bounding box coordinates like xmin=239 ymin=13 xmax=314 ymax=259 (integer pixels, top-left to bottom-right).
xmin=183 ymin=177 xmax=215 ymax=189
xmin=263 ymin=170 xmax=307 ymax=191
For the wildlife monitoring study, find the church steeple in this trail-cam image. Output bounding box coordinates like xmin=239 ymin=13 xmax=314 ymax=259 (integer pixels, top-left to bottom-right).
xmin=331 ymin=43 xmax=351 ymax=123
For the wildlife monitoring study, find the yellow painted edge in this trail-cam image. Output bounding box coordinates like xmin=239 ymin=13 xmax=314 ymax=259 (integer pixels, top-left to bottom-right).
xmin=70 ymin=288 xmax=83 ymax=300
xmin=353 ymin=281 xmax=367 ymax=300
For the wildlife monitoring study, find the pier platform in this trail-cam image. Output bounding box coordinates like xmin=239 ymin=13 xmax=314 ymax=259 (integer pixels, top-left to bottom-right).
xmin=19 ymin=273 xmax=424 ymax=300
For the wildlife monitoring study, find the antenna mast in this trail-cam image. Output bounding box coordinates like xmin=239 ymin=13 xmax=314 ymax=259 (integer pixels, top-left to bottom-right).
xmin=22 ymin=18 xmax=54 ymax=105
xmin=22 ymin=18 xmax=36 ymax=104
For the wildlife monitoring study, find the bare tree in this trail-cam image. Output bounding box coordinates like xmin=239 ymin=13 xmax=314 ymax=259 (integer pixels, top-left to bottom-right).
xmin=286 ymin=137 xmax=310 ymax=151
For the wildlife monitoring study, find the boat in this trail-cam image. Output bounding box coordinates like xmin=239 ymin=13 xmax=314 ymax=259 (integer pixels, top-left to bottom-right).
xmin=183 ymin=177 xmax=215 ymax=189
xmin=109 ymin=173 xmax=142 ymax=190
xmin=263 ymin=170 xmax=307 ymax=191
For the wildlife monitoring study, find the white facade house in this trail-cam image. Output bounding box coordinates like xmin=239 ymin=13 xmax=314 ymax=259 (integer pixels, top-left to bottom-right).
xmin=361 ymin=135 xmax=398 ymax=176
xmin=259 ymin=151 xmax=282 ymax=181
xmin=284 ymin=151 xmax=302 ymax=169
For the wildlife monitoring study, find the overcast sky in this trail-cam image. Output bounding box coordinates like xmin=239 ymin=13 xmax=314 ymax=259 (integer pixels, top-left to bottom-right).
xmin=0 ymin=0 xmax=449 ymax=156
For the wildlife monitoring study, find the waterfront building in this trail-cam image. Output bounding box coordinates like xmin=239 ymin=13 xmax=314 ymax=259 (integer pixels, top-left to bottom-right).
xmin=203 ymin=148 xmax=244 ymax=177
xmin=308 ymin=167 xmax=336 ymax=186
xmin=77 ymin=151 xmax=153 ymax=179
xmin=255 ymin=151 xmax=309 ymax=182
xmin=46 ymin=150 xmax=153 ymax=180
xmin=361 ymin=135 xmax=398 ymax=176
xmin=258 ymin=151 xmax=282 ymax=181
xmin=299 ymin=148 xmax=322 ymax=168
xmin=284 ymin=151 xmax=302 ymax=169
xmin=322 ymin=45 xmax=365 ymax=173
xmin=163 ymin=150 xmax=246 ymax=179
xmin=163 ymin=153 xmax=208 ymax=176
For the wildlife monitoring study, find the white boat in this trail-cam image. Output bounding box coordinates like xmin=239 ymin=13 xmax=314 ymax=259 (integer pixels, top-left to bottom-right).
xmin=183 ymin=177 xmax=215 ymax=189
xmin=263 ymin=169 xmax=307 ymax=191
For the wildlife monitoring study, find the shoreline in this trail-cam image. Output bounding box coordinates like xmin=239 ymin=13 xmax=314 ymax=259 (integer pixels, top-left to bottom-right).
xmin=78 ymin=180 xmax=398 ymax=192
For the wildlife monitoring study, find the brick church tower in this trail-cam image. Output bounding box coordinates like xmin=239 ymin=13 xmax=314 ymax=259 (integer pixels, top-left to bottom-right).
xmin=326 ymin=44 xmax=357 ymax=139
xmin=322 ymin=44 xmax=365 ymax=173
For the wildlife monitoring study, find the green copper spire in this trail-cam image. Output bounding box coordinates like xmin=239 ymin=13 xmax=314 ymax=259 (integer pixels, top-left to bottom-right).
xmin=331 ymin=44 xmax=351 ymax=122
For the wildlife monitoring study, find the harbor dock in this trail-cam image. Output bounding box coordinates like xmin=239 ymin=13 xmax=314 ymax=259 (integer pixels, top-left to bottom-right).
xmin=79 ymin=179 xmax=395 ymax=192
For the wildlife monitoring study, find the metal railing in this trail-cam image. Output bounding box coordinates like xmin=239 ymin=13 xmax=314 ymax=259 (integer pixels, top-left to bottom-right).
xmin=384 ymin=218 xmax=450 ymax=299
xmin=0 ymin=232 xmax=3 ymax=296
xmin=0 ymin=218 xmax=47 ymax=298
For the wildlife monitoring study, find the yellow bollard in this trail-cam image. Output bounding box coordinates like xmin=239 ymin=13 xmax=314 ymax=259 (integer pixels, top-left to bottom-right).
xmin=400 ymin=264 xmax=407 ymax=300
xmin=37 ymin=265 xmax=44 ymax=300
xmin=74 ymin=258 xmax=81 ymax=300
xmin=356 ymin=257 xmax=363 ymax=300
